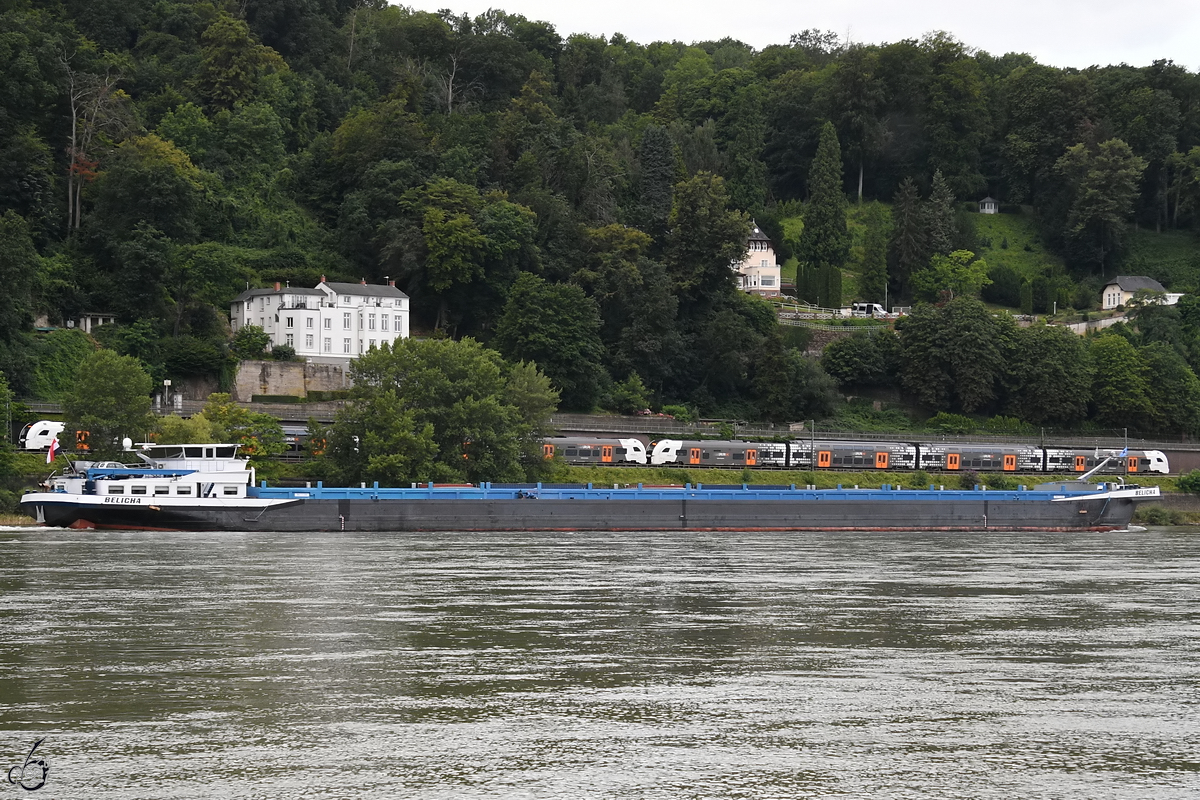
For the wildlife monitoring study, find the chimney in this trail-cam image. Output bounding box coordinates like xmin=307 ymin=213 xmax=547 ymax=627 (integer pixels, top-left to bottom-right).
xmin=274 ymin=281 xmax=281 ymax=291
xmin=388 ymin=280 xmax=395 ymax=288
xmin=320 ymin=274 xmax=326 ymax=284
xmin=360 ymin=277 xmax=367 ymax=285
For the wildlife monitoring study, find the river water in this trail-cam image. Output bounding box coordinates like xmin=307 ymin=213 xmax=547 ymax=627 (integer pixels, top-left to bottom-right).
xmin=0 ymin=527 xmax=1198 ymax=799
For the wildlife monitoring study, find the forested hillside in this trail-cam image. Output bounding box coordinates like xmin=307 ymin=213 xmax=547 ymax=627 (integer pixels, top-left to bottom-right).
xmin=2 ymin=1 xmax=1200 ymax=431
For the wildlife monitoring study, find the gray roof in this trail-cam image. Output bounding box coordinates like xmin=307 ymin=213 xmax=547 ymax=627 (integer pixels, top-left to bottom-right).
xmin=232 ymin=286 xmax=324 ymax=302
xmin=1105 ymin=276 xmax=1166 ymax=293
xmin=747 ymin=223 xmax=771 ymax=243
xmin=321 ymin=281 xmax=409 ymax=299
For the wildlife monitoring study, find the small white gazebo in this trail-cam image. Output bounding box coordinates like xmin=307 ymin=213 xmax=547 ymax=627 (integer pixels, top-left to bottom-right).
xmin=978 ymin=196 xmax=998 ymax=214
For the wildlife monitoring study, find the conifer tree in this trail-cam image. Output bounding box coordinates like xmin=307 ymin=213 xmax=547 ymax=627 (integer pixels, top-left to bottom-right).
xmin=924 ymin=169 xmax=957 ymax=258
xmin=888 ymin=176 xmax=926 ymax=297
xmin=858 ymin=202 xmax=888 ymax=305
xmin=797 ymin=121 xmax=849 ymax=307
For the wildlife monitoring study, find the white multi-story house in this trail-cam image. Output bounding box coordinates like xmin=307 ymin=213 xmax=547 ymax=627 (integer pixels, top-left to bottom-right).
xmin=732 ymin=223 xmax=783 ymax=297
xmin=231 ymin=278 xmax=410 ymax=364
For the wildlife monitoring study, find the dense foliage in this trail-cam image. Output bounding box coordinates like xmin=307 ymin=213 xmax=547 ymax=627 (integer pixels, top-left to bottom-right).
xmin=2 ymin=2 xmax=1200 ymax=434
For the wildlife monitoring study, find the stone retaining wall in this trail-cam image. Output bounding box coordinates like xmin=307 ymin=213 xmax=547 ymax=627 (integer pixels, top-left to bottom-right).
xmin=232 ymin=360 xmax=349 ymax=401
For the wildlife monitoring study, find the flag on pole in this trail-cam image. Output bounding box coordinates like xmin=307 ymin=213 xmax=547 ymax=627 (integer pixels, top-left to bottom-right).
xmin=46 ymin=437 xmax=58 ymax=464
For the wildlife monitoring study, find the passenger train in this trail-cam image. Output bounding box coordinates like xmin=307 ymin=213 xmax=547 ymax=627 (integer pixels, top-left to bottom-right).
xmin=542 ymin=437 xmax=1171 ymax=475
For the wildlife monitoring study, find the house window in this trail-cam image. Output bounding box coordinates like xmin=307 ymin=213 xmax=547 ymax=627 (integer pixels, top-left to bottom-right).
xmin=285 ymin=334 xmax=294 ymax=346
xmin=394 ymin=315 xmax=402 ymax=331
xmin=342 ymin=296 xmax=350 ymax=305
xmin=369 ymin=339 xmax=376 ymax=349
xmin=343 ymin=313 xmax=351 ymax=329
xmin=305 ymin=334 xmax=314 ymax=348
xmin=323 ymin=338 xmax=331 ymax=352
xmin=259 ymin=298 xmax=265 ymax=311
xmin=343 ymin=338 xmax=351 ymax=353
xmin=368 ymin=314 xmax=376 ymax=330
xmin=306 ymin=318 xmax=313 ymax=328
xmin=324 ymin=318 xmax=331 ymax=329
xmin=381 ymin=316 xmax=388 ymax=331
xmin=286 ymin=317 xmax=294 ymax=328
xmin=762 ymin=276 xmax=775 ymax=287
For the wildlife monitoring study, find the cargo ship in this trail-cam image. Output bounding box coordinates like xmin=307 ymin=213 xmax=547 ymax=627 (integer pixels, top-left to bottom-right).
xmin=19 ymin=444 xmax=1161 ymax=533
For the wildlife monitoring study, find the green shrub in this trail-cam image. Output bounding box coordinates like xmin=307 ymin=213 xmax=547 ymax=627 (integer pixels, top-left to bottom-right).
xmin=1176 ymin=470 xmax=1200 ymax=495
xmin=1134 ymin=506 xmax=1185 ymax=526
xmin=928 ymin=412 xmax=976 ymax=435
xmin=661 ymin=404 xmax=695 ymax=423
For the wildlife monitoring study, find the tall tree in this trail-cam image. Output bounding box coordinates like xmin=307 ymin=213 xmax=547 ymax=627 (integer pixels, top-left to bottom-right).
xmin=663 ymin=172 xmax=749 ymax=305
xmin=858 ymin=202 xmax=889 ymax=304
xmin=923 ymin=169 xmax=957 ymax=258
xmin=796 ymin=121 xmax=849 ymax=307
xmin=1055 ymin=139 xmax=1147 ymax=272
xmin=491 ymin=272 xmax=606 ymax=411
xmin=887 ymin=176 xmax=925 ymax=298
xmin=62 ymin=349 xmax=154 ymax=458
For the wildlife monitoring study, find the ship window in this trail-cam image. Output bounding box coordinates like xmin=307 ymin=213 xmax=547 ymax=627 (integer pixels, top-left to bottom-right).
xmin=108 ymin=485 xmax=124 ymax=495
xmin=185 ymin=447 xmax=203 ymax=458
xmin=205 ymin=448 xmax=214 ymax=458
xmin=223 ymin=486 xmax=238 ymax=496
xmin=216 ymin=446 xmax=237 ymax=458
xmin=154 ymin=486 xmax=169 ymax=495
xmin=176 ymin=486 xmax=192 ymax=495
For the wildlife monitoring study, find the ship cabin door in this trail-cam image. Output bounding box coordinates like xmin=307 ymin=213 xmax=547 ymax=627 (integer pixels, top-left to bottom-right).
xmin=875 ymin=452 xmax=889 ymax=469
xmin=542 ymin=443 xmax=555 ymax=460
xmin=746 ymin=449 xmax=757 ymax=466
xmin=817 ymin=450 xmax=832 ymax=468
xmin=1003 ymin=454 xmax=1017 ymax=471
xmin=1074 ymin=455 xmax=1087 ymax=472
xmin=1127 ymin=456 xmax=1139 ymax=472
xmin=601 ymin=445 xmax=613 ymax=463
xmin=689 ymin=448 xmax=701 ymax=465
xmin=946 ymin=453 xmax=960 ymax=470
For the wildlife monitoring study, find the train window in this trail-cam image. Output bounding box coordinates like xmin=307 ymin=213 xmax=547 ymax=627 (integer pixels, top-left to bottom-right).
xmin=702 ymin=452 xmax=710 ymax=460
xmin=565 ymin=449 xmax=577 ymax=456
xmin=831 ymin=456 xmax=843 ymax=465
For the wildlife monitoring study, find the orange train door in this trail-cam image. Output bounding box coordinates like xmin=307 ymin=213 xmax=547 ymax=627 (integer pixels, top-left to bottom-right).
xmin=746 ymin=448 xmax=757 ymax=466
xmin=1127 ymin=456 xmax=1139 ymax=472
xmin=1074 ymin=455 xmax=1086 ymax=471
xmin=946 ymin=453 xmax=960 ymax=470
xmin=542 ymin=443 xmax=555 ymax=459
xmin=1003 ymin=454 xmax=1017 ymax=471
xmin=689 ymin=448 xmax=701 ymax=465
xmin=817 ymin=450 xmax=832 ymax=468
xmin=875 ymin=452 xmax=889 ymax=469
xmin=601 ymin=445 xmax=613 ymax=463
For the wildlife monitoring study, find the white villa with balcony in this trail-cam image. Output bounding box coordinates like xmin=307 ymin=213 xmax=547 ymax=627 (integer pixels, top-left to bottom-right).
xmin=733 ymin=223 xmax=783 ymax=297
xmin=231 ymin=278 xmax=410 ymax=365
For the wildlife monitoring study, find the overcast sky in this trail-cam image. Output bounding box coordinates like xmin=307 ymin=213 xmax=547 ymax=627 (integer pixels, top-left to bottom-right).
xmin=402 ymin=1 xmax=1199 ymax=71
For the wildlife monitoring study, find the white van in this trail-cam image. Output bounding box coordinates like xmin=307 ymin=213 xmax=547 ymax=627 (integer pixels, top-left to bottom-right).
xmin=851 ymin=302 xmax=887 ymax=318
xmin=19 ymin=420 xmax=65 ymax=451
